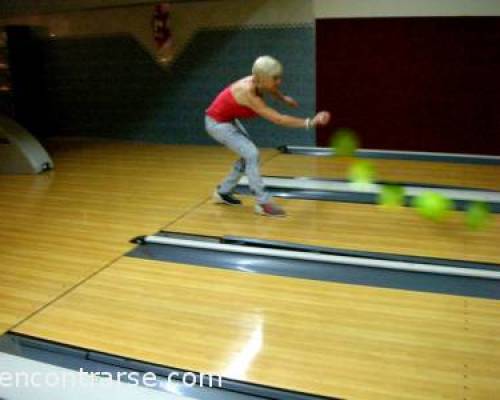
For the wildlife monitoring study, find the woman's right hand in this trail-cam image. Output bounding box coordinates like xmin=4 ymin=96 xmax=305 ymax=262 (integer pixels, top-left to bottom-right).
xmin=312 ymin=111 xmax=331 ymax=126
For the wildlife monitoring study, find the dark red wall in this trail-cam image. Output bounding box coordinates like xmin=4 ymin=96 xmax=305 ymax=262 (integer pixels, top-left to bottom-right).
xmin=316 ymin=17 xmax=500 ymax=155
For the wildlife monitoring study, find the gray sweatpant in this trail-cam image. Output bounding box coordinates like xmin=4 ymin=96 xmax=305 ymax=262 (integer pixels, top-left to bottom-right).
xmin=205 ymin=115 xmax=271 ymax=204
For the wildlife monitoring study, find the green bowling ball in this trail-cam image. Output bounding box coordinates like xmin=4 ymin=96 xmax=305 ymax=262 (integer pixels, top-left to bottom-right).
xmin=348 ymin=160 xmax=376 ymax=188
xmin=411 ymin=191 xmax=454 ymax=222
xmin=330 ymin=128 xmax=359 ymax=157
xmin=378 ymin=184 xmax=405 ymax=208
xmin=466 ymin=201 xmax=491 ymax=230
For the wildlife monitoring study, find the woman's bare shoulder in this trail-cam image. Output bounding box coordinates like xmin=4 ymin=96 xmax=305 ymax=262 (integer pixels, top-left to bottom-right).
xmin=231 ymin=76 xmax=254 ymax=90
xmin=231 ymin=76 xmax=257 ymax=103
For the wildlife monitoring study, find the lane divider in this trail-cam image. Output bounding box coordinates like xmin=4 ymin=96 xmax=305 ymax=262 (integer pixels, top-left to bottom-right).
xmin=140 ymin=236 xmax=500 ymax=280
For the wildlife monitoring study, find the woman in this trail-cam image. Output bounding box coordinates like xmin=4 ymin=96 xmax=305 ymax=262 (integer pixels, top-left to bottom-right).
xmin=205 ymin=55 xmax=330 ymax=217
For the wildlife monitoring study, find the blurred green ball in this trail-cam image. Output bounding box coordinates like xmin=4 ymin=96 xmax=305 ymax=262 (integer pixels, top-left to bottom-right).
xmin=378 ymin=185 xmax=405 ymax=208
xmin=330 ymin=128 xmax=359 ymax=157
xmin=348 ymin=160 xmax=376 ymax=186
xmin=466 ymin=201 xmax=491 ymax=230
xmin=411 ymin=191 xmax=454 ymax=222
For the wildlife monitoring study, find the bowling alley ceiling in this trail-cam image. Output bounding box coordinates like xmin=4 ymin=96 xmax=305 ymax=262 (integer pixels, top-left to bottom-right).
xmin=0 ymin=0 xmax=208 ymax=17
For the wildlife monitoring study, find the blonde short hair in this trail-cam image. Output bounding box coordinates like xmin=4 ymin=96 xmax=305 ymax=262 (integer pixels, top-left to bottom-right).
xmin=252 ymin=55 xmax=283 ymax=78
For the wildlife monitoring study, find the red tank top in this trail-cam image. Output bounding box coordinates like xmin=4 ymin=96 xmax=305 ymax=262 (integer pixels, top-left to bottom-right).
xmin=206 ymin=85 xmax=258 ymax=122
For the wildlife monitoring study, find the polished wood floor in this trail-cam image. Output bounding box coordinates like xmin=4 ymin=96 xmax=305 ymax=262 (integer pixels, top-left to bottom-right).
xmin=169 ymin=198 xmax=500 ymax=264
xmin=2 ymin=139 xmax=499 ymax=399
xmin=0 ymin=139 xmax=276 ymax=335
xmin=14 ymin=257 xmax=500 ymax=400
xmin=168 ymin=152 xmax=500 ymax=264
xmin=264 ymin=154 xmax=500 ymax=191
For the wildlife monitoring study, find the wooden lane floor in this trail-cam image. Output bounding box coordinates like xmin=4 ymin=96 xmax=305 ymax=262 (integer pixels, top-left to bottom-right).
xmin=263 ymin=153 xmax=500 ymax=191
xmin=166 ymin=198 xmax=500 ymax=264
xmin=13 ymin=257 xmax=500 ymax=400
xmin=0 ymin=139 xmax=277 ymax=335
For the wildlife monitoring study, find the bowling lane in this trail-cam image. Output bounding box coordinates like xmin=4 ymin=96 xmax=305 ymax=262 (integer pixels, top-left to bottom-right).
xmin=12 ymin=256 xmax=500 ymax=400
xmin=0 ymin=139 xmax=278 ymax=336
xmin=166 ymin=197 xmax=500 ymax=264
xmin=263 ymin=153 xmax=500 ymax=191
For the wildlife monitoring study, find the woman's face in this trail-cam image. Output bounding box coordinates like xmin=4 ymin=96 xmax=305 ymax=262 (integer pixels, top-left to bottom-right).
xmin=257 ymin=74 xmax=282 ymax=91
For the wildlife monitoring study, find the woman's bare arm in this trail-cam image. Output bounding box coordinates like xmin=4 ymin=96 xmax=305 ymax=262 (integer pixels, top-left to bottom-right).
xmin=247 ymin=93 xmax=329 ymax=129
